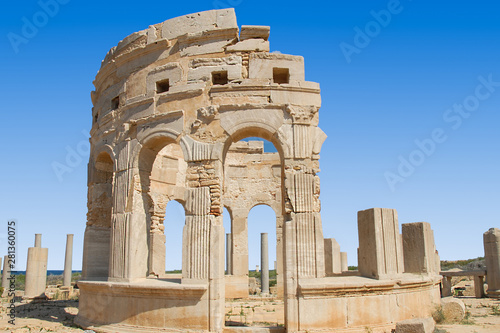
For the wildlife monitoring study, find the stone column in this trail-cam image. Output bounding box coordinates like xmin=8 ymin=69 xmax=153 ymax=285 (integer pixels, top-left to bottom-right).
xmin=63 ymin=234 xmax=74 ymax=287
xmin=484 ymin=228 xmax=500 ymax=297
xmin=35 ymin=234 xmax=41 ymax=247
xmin=358 ymin=208 xmax=404 ymax=279
xmin=25 ymin=234 xmax=48 ymax=298
xmin=402 ymin=222 xmax=438 ymax=274
xmin=226 ymin=233 xmax=232 ymax=274
xmin=324 ymin=238 xmax=341 ymax=275
xmin=2 ymin=256 xmax=9 ymax=288
xmin=340 ymin=252 xmax=348 ymax=272
xmin=261 ymin=233 xmax=269 ymax=295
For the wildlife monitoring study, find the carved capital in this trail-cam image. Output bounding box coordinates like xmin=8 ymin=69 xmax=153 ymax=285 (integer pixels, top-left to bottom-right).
xmin=286 ymin=104 xmax=318 ymax=125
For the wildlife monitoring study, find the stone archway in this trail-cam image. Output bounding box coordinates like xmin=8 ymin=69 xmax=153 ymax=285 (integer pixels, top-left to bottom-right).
xmin=223 ymin=138 xmax=284 ymax=299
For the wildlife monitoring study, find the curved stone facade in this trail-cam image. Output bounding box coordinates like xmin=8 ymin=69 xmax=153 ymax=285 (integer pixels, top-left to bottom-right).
xmin=77 ymin=9 xmax=441 ymax=333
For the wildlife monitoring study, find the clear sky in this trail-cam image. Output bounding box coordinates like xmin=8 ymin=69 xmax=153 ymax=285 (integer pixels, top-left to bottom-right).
xmin=1 ymin=0 xmax=499 ymax=270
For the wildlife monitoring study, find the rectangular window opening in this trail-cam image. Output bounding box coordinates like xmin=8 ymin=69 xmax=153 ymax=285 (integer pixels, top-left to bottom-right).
xmin=156 ymin=79 xmax=170 ymax=93
xmin=212 ymin=71 xmax=228 ymax=85
xmin=111 ymin=96 xmax=120 ymax=110
xmin=273 ymin=67 xmax=290 ymax=84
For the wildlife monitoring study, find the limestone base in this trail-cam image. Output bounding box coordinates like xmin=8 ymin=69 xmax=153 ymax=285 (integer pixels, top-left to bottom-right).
xmin=77 ymin=274 xmax=440 ymax=333
xmin=295 ymin=274 xmax=442 ymax=332
xmin=76 ymin=279 xmax=209 ymax=332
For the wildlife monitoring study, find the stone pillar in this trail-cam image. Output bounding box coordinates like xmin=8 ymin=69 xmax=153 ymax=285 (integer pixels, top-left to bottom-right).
xmin=358 ymin=208 xmax=404 ymax=279
xmin=474 ymin=275 xmax=485 ymax=298
xmin=2 ymin=256 xmax=9 ymax=288
xmin=261 ymin=233 xmax=269 ymax=295
xmin=25 ymin=234 xmax=48 ymax=298
xmin=230 ymin=210 xmax=248 ymax=277
xmin=442 ymin=276 xmax=452 ymax=297
xmin=183 ymin=158 xmax=225 ymax=332
xmin=324 ymin=238 xmax=341 ymax=274
xmin=63 ymin=234 xmax=74 ymax=287
xmin=402 ymin=222 xmax=438 ymax=274
xmin=226 ymin=233 xmax=232 ymax=274
xmin=340 ymin=252 xmax=348 ymax=272
xmin=435 ymin=250 xmax=441 ymax=273
xmin=484 ymin=228 xmax=500 ymax=297
xmin=256 ymin=265 xmax=259 ymax=272
xmin=109 ymin=160 xmax=148 ymax=281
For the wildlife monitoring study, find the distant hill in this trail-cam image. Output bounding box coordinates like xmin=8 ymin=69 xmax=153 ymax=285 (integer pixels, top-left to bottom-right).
xmin=441 ymin=257 xmax=485 ymax=271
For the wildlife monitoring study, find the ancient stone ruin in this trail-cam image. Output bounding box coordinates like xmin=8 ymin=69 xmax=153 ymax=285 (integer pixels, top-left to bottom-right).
xmin=76 ymin=9 xmax=442 ymax=332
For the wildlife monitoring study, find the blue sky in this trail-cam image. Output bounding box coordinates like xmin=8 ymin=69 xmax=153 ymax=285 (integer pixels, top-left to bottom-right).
xmin=1 ymin=0 xmax=499 ymax=270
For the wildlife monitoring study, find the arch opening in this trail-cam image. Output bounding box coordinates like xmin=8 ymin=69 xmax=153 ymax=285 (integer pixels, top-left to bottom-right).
xmin=164 ymin=200 xmax=185 ymax=278
xmin=247 ymin=204 xmax=277 ymax=291
xmin=223 ymin=136 xmax=285 ymax=327
xmin=138 ymin=138 xmax=187 ymax=279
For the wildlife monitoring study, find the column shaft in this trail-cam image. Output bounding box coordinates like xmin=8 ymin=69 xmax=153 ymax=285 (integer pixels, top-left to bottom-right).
xmin=63 ymin=234 xmax=74 ymax=287
xmin=261 ymin=233 xmax=269 ymax=294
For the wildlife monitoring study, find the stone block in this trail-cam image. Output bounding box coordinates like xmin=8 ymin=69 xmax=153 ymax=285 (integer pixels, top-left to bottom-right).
xmin=187 ymin=56 xmax=242 ymax=83
xmin=358 ymin=208 xmax=404 ymax=279
xmin=340 ymin=252 xmax=348 ymax=272
xmin=324 ymin=238 xmax=341 ymax=274
xmin=249 ymin=53 xmax=305 ymax=82
xmin=402 ymin=222 xmax=438 ymax=274
xmin=395 ymin=317 xmax=435 ymax=333
xmin=240 ymin=25 xmax=270 ymax=41
xmin=226 ymin=39 xmax=270 ymax=52
xmin=162 ymin=9 xmax=237 ymax=40
xmin=146 ymin=63 xmax=183 ymax=95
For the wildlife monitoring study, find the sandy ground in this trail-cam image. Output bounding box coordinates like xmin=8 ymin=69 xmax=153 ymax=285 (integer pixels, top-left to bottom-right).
xmin=0 ymin=298 xmax=84 ymax=332
xmin=0 ymin=296 xmax=499 ymax=332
